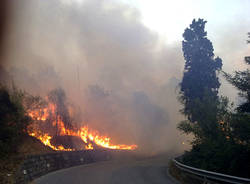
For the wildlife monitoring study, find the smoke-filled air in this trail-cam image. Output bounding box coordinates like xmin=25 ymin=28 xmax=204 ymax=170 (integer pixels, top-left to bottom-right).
xmin=0 ymin=0 xmax=249 ymax=155
xmin=2 ymin=0 xmax=250 ymax=183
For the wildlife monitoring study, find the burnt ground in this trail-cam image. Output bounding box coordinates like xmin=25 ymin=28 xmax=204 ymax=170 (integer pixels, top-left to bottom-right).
xmin=33 ymin=153 xmax=178 ymax=184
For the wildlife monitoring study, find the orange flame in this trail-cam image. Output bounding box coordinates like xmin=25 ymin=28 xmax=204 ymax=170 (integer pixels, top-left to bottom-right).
xmin=29 ymin=132 xmax=73 ymax=151
xmin=27 ymin=103 xmax=137 ymax=151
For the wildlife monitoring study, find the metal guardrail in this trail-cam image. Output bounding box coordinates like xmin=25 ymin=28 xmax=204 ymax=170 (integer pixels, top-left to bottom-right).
xmin=173 ymin=159 xmax=250 ymax=184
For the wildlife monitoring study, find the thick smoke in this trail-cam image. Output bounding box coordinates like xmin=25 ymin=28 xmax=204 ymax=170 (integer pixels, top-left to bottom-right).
xmin=3 ymin=0 xmax=248 ymax=154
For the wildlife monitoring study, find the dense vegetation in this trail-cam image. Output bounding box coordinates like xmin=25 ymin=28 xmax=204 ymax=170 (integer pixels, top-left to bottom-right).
xmin=0 ymin=85 xmax=31 ymax=158
xmin=0 ymin=85 xmax=56 ymax=183
xmin=178 ymin=18 xmax=223 ymax=143
xmin=178 ymin=19 xmax=250 ymax=177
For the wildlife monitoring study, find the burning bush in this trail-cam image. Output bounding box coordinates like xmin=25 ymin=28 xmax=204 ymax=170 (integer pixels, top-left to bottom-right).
xmin=26 ymin=88 xmax=137 ymax=151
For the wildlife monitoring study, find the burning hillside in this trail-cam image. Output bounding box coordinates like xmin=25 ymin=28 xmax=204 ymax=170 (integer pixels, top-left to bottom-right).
xmin=26 ymin=89 xmax=137 ymax=151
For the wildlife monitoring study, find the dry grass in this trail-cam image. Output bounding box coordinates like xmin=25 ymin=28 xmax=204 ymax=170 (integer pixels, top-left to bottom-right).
xmin=18 ymin=135 xmax=54 ymax=156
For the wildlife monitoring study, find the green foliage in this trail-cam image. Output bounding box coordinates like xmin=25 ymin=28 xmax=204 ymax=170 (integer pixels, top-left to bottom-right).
xmin=230 ymin=113 xmax=250 ymax=146
xmin=178 ymin=96 xmax=231 ymax=141
xmin=178 ymin=22 xmax=250 ymax=177
xmin=223 ymin=33 xmax=250 ymax=113
xmin=224 ymin=70 xmax=250 ymax=113
xmin=179 ymin=19 xmax=223 ymax=142
xmin=180 ymin=18 xmax=222 ymax=125
xmin=182 ymin=139 xmax=250 ymax=178
xmin=179 ymin=96 xmax=250 ymax=177
xmin=0 ymin=85 xmax=31 ymax=158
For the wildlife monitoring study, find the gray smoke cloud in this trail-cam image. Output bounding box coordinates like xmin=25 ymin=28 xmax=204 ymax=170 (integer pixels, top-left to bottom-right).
xmin=2 ymin=0 xmax=248 ymax=154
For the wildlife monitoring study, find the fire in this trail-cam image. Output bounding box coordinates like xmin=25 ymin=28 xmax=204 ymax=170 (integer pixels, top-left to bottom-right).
xmin=27 ymin=103 xmax=137 ymax=151
xmin=29 ymin=132 xmax=73 ymax=151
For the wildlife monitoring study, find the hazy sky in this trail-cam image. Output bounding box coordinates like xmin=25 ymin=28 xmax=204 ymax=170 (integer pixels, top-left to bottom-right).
xmin=123 ymin=0 xmax=250 ymax=42
xmin=57 ymin=0 xmax=250 ymax=101
xmin=123 ymin=0 xmax=250 ymax=100
xmin=64 ymin=0 xmax=250 ymax=44
xmin=60 ymin=0 xmax=250 ymax=70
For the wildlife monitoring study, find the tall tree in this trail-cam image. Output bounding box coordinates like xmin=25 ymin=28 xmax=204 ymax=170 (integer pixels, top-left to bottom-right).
xmin=224 ymin=33 xmax=250 ymax=146
xmin=224 ymin=33 xmax=250 ymax=113
xmin=179 ymin=19 xmax=222 ymax=140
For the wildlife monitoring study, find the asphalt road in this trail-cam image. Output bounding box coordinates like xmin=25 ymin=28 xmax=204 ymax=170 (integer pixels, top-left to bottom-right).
xmin=34 ymin=155 xmax=177 ymax=184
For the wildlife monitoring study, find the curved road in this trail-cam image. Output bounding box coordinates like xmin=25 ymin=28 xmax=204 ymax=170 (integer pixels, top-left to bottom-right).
xmin=34 ymin=155 xmax=177 ymax=184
